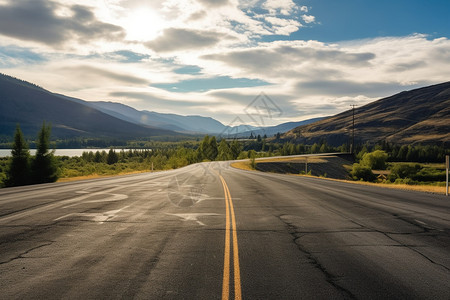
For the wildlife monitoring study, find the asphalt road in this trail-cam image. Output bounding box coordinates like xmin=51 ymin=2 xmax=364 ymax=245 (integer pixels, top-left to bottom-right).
xmin=0 ymin=162 xmax=449 ymax=299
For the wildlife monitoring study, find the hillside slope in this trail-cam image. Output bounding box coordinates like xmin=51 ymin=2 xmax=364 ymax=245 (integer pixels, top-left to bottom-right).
xmin=284 ymin=82 xmax=450 ymax=145
xmin=89 ymin=101 xmax=226 ymax=133
xmin=0 ymin=74 xmax=177 ymax=139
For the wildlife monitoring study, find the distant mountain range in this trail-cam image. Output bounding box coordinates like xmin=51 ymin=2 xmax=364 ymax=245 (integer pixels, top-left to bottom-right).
xmin=0 ymin=73 xmax=316 ymax=140
xmin=6 ymin=72 xmax=445 ymax=146
xmin=283 ymin=82 xmax=450 ymax=145
xmin=0 ymin=74 xmax=178 ymax=139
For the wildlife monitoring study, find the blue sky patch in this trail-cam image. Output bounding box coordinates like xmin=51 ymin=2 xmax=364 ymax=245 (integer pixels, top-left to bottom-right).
xmin=153 ymin=76 xmax=271 ymax=92
xmin=112 ymin=50 xmax=150 ymax=63
xmin=0 ymin=46 xmax=46 ymax=67
xmin=174 ymin=65 xmax=202 ymax=75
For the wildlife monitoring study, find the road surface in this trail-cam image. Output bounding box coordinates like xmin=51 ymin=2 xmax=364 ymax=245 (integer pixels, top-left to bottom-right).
xmin=1 ymin=162 xmax=449 ymax=299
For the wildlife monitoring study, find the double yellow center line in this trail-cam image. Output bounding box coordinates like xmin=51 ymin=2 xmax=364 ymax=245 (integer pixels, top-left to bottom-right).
xmin=219 ymin=175 xmax=242 ymax=300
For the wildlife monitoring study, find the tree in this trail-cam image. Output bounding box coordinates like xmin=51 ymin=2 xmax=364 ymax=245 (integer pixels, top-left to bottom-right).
xmin=208 ymin=136 xmax=218 ymax=160
xmin=360 ymin=150 xmax=388 ymax=170
xmin=6 ymin=124 xmax=31 ymax=186
xmin=230 ymin=140 xmax=242 ymax=159
xmin=388 ymin=163 xmax=420 ymax=181
xmin=198 ymin=135 xmax=210 ymax=161
xmin=311 ymin=143 xmax=320 ymax=153
xmin=217 ymin=139 xmax=232 ymax=161
xmin=107 ymin=148 xmax=119 ymax=165
xmin=32 ymin=122 xmax=58 ymax=183
xmin=351 ymin=163 xmax=376 ymax=182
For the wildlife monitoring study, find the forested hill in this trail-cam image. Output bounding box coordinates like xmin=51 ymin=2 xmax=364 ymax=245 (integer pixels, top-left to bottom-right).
xmin=283 ymin=82 xmax=450 ymax=146
xmin=0 ymin=74 xmax=178 ymax=139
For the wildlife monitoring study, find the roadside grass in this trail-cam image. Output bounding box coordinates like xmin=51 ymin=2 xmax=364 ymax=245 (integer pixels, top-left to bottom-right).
xmin=230 ymin=160 xmax=254 ymax=171
xmin=253 ymin=156 xmax=328 ymax=163
xmin=57 ymin=170 xmax=153 ymax=182
xmin=231 ymin=158 xmax=448 ymax=195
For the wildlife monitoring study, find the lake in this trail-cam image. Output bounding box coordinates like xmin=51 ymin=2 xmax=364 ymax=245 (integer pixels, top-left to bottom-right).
xmin=0 ymin=149 xmax=114 ymax=157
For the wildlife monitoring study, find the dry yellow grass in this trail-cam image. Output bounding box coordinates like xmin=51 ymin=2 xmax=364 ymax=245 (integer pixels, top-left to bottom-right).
xmin=57 ymin=170 xmax=152 ymax=182
xmin=255 ymin=156 xmax=328 ymax=163
xmin=230 ymin=160 xmax=254 ymax=171
xmin=297 ymin=175 xmax=447 ymax=194
xmin=231 ymin=159 xmax=447 ymax=195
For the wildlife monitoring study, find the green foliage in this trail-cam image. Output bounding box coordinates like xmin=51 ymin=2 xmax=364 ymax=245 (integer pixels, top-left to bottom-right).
xmin=360 ymin=150 xmax=388 ymax=170
xmin=6 ymin=125 xmax=31 ymax=186
xmin=107 ymin=148 xmax=119 ymax=165
xmin=389 ymin=163 xmax=420 ymax=181
xmin=217 ymin=139 xmax=233 ymax=161
xmin=356 ymin=145 xmax=369 ymax=161
xmin=311 ymin=143 xmax=320 ymax=153
xmin=250 ymin=157 xmax=256 ymax=169
xmin=388 ymin=163 xmax=445 ymax=183
xmin=393 ymin=178 xmax=418 ymax=185
xmin=208 ymin=136 xmax=218 ymax=161
xmin=351 ymin=163 xmax=376 ymax=182
xmin=3 ymin=131 xmax=447 ymax=187
xmin=0 ymin=157 xmax=10 ymax=187
xmin=249 ymin=150 xmax=256 ymax=169
xmin=230 ymin=140 xmax=242 ymax=159
xmin=32 ymin=122 xmax=58 ymax=183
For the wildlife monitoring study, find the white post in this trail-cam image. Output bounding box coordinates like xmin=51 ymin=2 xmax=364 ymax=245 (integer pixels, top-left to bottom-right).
xmin=305 ymin=157 xmax=308 ymax=174
xmin=446 ymin=155 xmax=449 ymax=196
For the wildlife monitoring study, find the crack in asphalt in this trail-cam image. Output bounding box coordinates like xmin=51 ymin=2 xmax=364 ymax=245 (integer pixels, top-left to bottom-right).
xmin=277 ymin=211 xmax=450 ymax=286
xmin=276 ymin=214 xmax=357 ymax=299
xmin=0 ymin=241 xmax=54 ymax=265
xmin=285 ymin=195 xmax=450 ymax=273
xmin=380 ymin=230 xmax=450 ymax=272
xmin=0 ymin=224 xmax=56 ymax=246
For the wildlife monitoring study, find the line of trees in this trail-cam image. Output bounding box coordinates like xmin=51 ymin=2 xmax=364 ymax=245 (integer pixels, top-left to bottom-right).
xmin=5 ymin=123 xmax=58 ymax=187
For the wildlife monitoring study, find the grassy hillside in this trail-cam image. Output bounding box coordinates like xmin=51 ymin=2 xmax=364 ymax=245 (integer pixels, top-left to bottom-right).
xmin=284 ymin=82 xmax=450 ymax=145
xmin=0 ymin=74 xmax=178 ymax=139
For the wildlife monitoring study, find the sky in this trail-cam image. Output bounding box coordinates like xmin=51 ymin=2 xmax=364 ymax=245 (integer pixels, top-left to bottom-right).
xmin=0 ymin=0 xmax=449 ymax=127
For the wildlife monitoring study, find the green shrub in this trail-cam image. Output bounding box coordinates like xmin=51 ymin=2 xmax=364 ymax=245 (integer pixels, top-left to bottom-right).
xmin=351 ymin=163 xmax=376 ymax=181
xmin=388 ymin=163 xmax=420 ymax=181
xmin=360 ymin=150 xmax=388 ymax=170
xmin=393 ymin=178 xmax=418 ymax=185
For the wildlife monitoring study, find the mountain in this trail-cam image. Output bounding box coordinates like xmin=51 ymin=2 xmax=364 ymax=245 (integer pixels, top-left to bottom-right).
xmin=0 ymin=74 xmax=177 ymax=139
xmin=283 ymin=82 xmax=450 ymax=145
xmin=83 ymin=101 xmax=321 ymax=136
xmin=237 ymin=118 xmax=325 ymax=138
xmin=77 ymin=100 xmax=263 ymax=134
xmin=85 ymin=101 xmax=227 ymax=134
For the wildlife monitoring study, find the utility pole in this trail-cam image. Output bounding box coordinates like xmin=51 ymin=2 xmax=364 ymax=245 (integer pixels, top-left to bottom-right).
xmin=350 ymin=105 xmax=357 ymax=154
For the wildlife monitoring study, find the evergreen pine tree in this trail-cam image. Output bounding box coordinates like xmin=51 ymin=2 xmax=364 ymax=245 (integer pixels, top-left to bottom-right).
xmin=208 ymin=136 xmax=218 ymax=161
xmin=230 ymin=140 xmax=242 ymax=159
xmin=217 ymin=139 xmax=232 ymax=161
xmin=198 ymin=135 xmax=210 ymax=161
xmin=32 ymin=122 xmax=58 ymax=183
xmin=6 ymin=124 xmax=31 ymax=186
xmin=107 ymin=148 xmax=119 ymax=165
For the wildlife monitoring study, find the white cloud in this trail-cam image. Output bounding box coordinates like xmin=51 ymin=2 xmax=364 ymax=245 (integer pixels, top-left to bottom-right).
xmin=0 ymin=0 xmax=125 ymax=48
xmin=145 ymin=28 xmax=230 ymax=52
xmin=263 ymin=0 xmax=296 ymax=15
xmin=302 ymin=15 xmax=315 ymax=24
xmin=0 ymin=1 xmax=448 ymax=124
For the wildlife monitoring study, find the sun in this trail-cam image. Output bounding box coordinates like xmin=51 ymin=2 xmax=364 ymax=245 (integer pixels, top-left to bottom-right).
xmin=123 ymin=7 xmax=165 ymax=41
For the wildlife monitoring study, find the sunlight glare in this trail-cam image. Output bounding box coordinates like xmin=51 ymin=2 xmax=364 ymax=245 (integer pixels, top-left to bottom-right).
xmin=124 ymin=7 xmax=165 ymax=41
